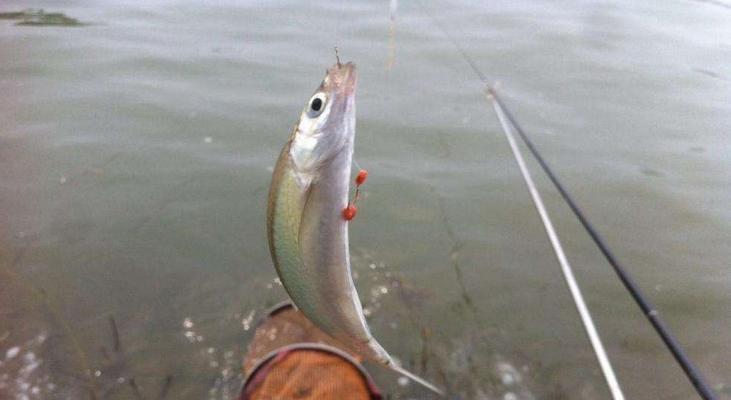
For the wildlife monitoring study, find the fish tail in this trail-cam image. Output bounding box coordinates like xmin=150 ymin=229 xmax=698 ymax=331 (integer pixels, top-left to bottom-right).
xmin=363 ymin=338 xmax=443 ymax=396
xmin=386 ymin=361 xmax=445 ymax=397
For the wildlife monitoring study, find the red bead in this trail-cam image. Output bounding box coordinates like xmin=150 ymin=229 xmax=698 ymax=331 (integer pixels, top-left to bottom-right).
xmin=355 ymin=169 xmax=368 ymax=186
xmin=342 ymin=204 xmax=357 ymax=221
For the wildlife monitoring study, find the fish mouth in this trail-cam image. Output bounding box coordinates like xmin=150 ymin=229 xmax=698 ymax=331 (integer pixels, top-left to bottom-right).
xmin=324 ymin=62 xmax=357 ymax=96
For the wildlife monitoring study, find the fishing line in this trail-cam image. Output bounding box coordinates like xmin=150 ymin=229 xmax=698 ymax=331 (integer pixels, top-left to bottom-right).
xmin=489 ymin=90 xmax=719 ymax=400
xmin=491 ymin=93 xmax=625 ymax=400
xmin=414 ymin=2 xmax=624 ymax=397
xmin=386 ymin=0 xmax=399 ymax=70
xmin=414 ymin=1 xmax=719 ymax=399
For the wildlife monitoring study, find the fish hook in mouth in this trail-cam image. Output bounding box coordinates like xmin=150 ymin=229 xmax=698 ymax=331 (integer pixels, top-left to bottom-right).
xmin=324 ymin=61 xmax=356 ymax=97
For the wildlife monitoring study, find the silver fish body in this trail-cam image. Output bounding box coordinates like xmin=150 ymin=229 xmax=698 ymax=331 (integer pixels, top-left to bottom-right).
xmin=267 ymin=61 xmax=388 ymax=361
xmin=266 ymin=61 xmax=442 ymax=396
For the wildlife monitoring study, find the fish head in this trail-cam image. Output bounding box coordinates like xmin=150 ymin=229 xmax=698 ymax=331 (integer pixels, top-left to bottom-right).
xmin=290 ymin=62 xmax=357 ymax=182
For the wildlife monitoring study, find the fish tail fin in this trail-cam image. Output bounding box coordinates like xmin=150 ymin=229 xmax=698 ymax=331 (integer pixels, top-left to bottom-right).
xmin=387 ymin=362 xmax=445 ymax=397
xmin=363 ymin=338 xmax=444 ymax=396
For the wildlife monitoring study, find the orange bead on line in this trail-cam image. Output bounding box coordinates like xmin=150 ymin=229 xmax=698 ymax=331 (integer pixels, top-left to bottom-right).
xmin=342 ymin=204 xmax=357 ymax=221
xmin=355 ymin=169 xmax=368 ymax=186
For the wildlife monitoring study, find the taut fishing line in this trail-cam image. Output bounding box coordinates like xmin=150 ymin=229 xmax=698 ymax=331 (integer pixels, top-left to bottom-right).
xmin=413 ymin=1 xmax=720 ymax=399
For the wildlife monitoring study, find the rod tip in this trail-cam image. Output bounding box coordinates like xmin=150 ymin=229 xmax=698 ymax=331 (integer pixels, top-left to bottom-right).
xmin=485 ymin=85 xmax=497 ymax=99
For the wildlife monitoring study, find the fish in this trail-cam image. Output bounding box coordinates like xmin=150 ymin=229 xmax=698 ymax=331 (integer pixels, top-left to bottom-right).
xmin=266 ymin=59 xmax=443 ymax=397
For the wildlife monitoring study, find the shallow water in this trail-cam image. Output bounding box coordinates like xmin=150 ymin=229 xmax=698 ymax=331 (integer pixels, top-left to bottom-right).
xmin=1 ymin=1 xmax=730 ymax=399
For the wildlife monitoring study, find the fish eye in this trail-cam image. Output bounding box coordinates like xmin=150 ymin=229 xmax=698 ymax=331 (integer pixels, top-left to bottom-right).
xmin=307 ymin=93 xmax=327 ymax=117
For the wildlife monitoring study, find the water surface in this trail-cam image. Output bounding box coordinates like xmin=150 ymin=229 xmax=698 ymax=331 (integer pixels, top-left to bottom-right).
xmin=1 ymin=1 xmax=730 ymax=399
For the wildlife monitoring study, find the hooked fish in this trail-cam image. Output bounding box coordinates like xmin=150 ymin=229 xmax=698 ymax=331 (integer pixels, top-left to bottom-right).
xmin=266 ymin=59 xmax=443 ymax=396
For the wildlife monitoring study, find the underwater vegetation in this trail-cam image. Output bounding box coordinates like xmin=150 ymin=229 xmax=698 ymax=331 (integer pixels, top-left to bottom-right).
xmin=0 ymin=9 xmax=86 ymax=27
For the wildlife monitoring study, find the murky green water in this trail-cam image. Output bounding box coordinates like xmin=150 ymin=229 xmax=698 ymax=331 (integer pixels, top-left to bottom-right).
xmin=1 ymin=1 xmax=730 ymax=399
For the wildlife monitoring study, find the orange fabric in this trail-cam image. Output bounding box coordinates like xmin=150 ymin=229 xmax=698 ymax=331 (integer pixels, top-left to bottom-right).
xmin=247 ymin=350 xmax=372 ymax=400
xmin=243 ymin=306 xmax=360 ymax=376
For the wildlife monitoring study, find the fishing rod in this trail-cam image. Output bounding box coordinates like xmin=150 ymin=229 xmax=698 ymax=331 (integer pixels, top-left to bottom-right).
xmin=487 ymin=89 xmax=719 ymax=400
xmin=490 ymin=91 xmax=625 ymax=400
xmin=413 ymin=2 xmax=720 ymax=399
